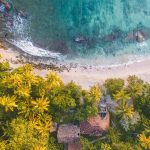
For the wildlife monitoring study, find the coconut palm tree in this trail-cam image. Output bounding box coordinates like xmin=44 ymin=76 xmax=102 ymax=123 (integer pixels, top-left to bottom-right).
xmin=45 ymin=71 xmax=63 ymax=91
xmin=31 ymin=97 xmax=49 ymax=114
xmin=31 ymin=114 xmax=53 ymax=134
xmin=138 ymin=130 xmax=150 ymax=150
xmin=113 ymin=90 xmax=130 ymax=102
xmin=113 ymin=90 xmax=133 ymax=119
xmin=116 ymin=101 xmax=134 ymax=119
xmin=0 ymin=96 xmax=17 ymax=112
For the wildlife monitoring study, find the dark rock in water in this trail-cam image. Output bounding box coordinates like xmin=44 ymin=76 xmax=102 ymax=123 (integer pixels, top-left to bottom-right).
xmin=125 ymin=29 xmax=150 ymax=43
xmin=74 ymin=36 xmax=87 ymax=44
xmin=135 ymin=31 xmax=145 ymax=43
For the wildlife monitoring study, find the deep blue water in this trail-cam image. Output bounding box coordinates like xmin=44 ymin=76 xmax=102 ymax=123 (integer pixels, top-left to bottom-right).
xmin=11 ymin=0 xmax=150 ymax=63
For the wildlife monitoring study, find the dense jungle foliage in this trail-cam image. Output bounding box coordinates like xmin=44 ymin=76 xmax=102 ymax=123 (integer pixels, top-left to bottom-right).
xmin=0 ymin=53 xmax=149 ymax=150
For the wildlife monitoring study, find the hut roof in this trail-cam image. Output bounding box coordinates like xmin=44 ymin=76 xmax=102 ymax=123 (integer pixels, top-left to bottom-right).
xmin=68 ymin=143 xmax=81 ymax=150
xmin=80 ymin=113 xmax=110 ymax=136
xmin=57 ymin=124 xmax=80 ymax=143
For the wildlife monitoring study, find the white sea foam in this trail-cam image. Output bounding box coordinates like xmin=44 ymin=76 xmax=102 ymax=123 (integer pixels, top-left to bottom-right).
xmin=10 ymin=40 xmax=63 ymax=59
xmin=9 ymin=15 xmax=63 ymax=60
xmin=64 ymin=39 xmax=150 ymax=69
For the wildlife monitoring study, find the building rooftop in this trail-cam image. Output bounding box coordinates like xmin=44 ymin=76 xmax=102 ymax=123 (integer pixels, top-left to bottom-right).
xmin=80 ymin=113 xmax=110 ymax=136
xmin=57 ymin=124 xmax=80 ymax=143
xmin=68 ymin=143 xmax=81 ymax=150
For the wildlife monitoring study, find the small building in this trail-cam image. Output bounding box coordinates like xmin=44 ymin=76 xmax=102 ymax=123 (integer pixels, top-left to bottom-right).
xmin=68 ymin=143 xmax=81 ymax=150
xmin=57 ymin=124 xmax=80 ymax=144
xmin=80 ymin=113 xmax=110 ymax=136
xmin=80 ymin=95 xmax=110 ymax=136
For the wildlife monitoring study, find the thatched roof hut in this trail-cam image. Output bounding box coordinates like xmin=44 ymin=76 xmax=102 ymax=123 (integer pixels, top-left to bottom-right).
xmin=57 ymin=124 xmax=80 ymax=143
xmin=80 ymin=113 xmax=110 ymax=136
xmin=68 ymin=143 xmax=81 ymax=150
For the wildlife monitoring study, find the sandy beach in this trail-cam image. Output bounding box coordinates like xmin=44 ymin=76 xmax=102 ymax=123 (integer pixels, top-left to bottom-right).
xmin=1 ymin=45 xmax=150 ymax=89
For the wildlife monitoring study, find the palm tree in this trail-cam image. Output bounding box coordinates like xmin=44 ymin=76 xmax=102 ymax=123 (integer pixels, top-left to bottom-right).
xmin=138 ymin=131 xmax=150 ymax=149
xmin=113 ymin=90 xmax=137 ymax=131
xmin=31 ymin=114 xmax=53 ymax=134
xmin=45 ymin=72 xmax=63 ymax=90
xmin=89 ymin=85 xmax=102 ymax=103
xmin=14 ymin=86 xmax=30 ymax=98
xmin=116 ymin=101 xmax=134 ymax=119
xmin=6 ymin=73 xmax=23 ymax=88
xmin=31 ymin=98 xmax=49 ymax=114
xmin=0 ymin=96 xmax=17 ymax=112
xmin=113 ymin=90 xmax=130 ymax=102
xmin=113 ymin=90 xmax=134 ymax=119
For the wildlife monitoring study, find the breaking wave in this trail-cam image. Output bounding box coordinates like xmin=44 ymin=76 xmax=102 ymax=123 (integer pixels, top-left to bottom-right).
xmin=9 ymin=13 xmax=63 ymax=60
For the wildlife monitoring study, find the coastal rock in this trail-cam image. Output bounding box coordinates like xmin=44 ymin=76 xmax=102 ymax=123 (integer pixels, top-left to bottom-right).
xmin=101 ymin=29 xmax=123 ymax=42
xmin=135 ymin=31 xmax=146 ymax=43
xmin=125 ymin=29 xmax=150 ymax=43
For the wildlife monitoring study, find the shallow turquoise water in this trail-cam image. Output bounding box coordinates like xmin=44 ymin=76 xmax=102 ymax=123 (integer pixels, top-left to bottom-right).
xmin=12 ymin=0 xmax=150 ymax=61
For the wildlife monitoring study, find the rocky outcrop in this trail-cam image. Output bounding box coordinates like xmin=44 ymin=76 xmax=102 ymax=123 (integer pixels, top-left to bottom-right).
xmin=125 ymin=28 xmax=150 ymax=43
xmin=101 ymin=28 xmax=150 ymax=44
xmin=135 ymin=31 xmax=146 ymax=43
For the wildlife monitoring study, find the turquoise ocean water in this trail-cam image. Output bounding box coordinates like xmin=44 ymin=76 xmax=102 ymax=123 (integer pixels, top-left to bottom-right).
xmin=10 ymin=0 xmax=150 ymax=65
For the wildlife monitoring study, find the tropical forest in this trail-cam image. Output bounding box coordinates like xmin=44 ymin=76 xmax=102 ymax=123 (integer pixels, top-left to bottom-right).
xmin=0 ymin=53 xmax=149 ymax=150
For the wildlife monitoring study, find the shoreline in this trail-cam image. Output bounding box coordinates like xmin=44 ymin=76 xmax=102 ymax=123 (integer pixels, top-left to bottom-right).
xmin=1 ymin=41 xmax=150 ymax=89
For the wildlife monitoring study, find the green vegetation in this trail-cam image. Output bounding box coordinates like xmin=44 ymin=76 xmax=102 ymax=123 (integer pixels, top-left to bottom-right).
xmin=0 ymin=55 xmax=149 ymax=149
xmin=104 ymin=78 xmax=124 ymax=96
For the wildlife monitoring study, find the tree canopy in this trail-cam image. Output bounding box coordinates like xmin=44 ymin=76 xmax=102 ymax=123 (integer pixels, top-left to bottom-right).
xmin=0 ymin=54 xmax=149 ymax=149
